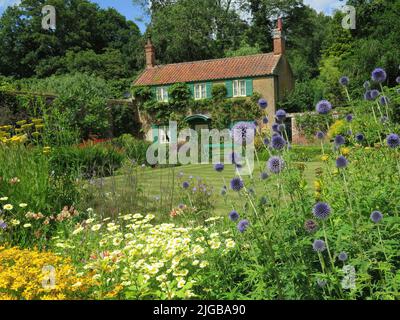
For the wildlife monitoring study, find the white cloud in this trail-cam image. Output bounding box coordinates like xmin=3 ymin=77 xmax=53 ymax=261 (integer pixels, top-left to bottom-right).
xmin=304 ymin=0 xmax=344 ymax=15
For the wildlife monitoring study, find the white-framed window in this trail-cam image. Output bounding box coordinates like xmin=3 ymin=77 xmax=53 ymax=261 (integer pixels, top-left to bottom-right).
xmin=156 ymin=87 xmax=169 ymax=102
xmin=233 ymin=80 xmax=246 ymax=97
xmin=194 ymin=83 xmax=207 ymax=100
xmin=158 ymin=125 xmax=170 ymax=144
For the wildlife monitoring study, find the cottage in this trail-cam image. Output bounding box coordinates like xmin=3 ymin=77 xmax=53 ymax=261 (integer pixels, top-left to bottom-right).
xmin=133 ymin=18 xmax=294 ymax=142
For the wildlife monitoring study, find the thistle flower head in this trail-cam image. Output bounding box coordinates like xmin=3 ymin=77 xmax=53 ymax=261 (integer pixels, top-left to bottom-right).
xmin=267 ymin=156 xmax=285 ymax=174
xmin=364 ymin=90 xmax=373 ymax=101
xmin=316 ymin=131 xmax=325 ymax=140
xmin=260 ymin=172 xmax=269 ymax=180
xmin=275 ymin=109 xmax=287 ymax=122
xmin=316 ymin=100 xmax=332 ymax=115
xmin=182 ymin=181 xmax=190 ymax=189
xmin=229 ymin=210 xmax=239 ymax=221
xmin=230 ymin=177 xmax=244 ymax=192
xmin=338 ymin=252 xmax=348 ymax=262
xmin=370 ymin=89 xmax=380 ymax=99
xmin=387 ymin=133 xmax=400 ymax=148
xmin=336 ymin=155 xmax=348 ymax=168
xmin=355 ymin=133 xmax=364 ymax=142
xmin=214 ymin=163 xmax=224 ymax=172
xmin=270 ymin=135 xmax=286 ymax=150
xmin=345 ymin=114 xmax=353 ymax=122
xmin=258 ymin=98 xmax=268 ymax=109
xmin=313 ymin=239 xmax=326 ymax=252
xmin=272 ymin=123 xmax=280 ymax=132
xmin=379 ymin=96 xmax=390 ymax=105
xmin=370 ymin=210 xmax=383 ymax=223
xmin=262 ymin=116 xmax=269 ymax=124
xmin=334 ymin=135 xmax=345 ymax=146
xmin=263 ymin=137 xmax=270 ymax=146
xmin=371 ymin=68 xmax=387 ymax=83
xmin=339 ymin=76 xmax=349 ymax=86
xmin=237 ymin=219 xmax=249 ymax=233
xmin=313 ymin=202 xmax=331 ymax=220
xmin=363 ymin=81 xmax=370 ymax=89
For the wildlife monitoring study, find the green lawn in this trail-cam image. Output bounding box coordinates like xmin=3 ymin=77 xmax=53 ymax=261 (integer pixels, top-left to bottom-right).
xmin=101 ymin=161 xmax=322 ymax=217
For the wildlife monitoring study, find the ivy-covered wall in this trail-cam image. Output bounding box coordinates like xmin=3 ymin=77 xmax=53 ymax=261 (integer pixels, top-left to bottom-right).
xmin=132 ymin=82 xmax=262 ymax=132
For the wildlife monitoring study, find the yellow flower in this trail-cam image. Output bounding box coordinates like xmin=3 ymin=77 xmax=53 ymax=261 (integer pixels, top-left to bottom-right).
xmin=177 ymin=279 xmax=186 ymax=289
xmin=91 ymin=224 xmax=102 ymax=231
xmin=0 ymin=197 xmax=8 ymax=201
xmin=314 ymin=180 xmax=322 ymax=192
xmin=225 ymin=239 xmax=235 ymax=249
xmin=321 ymin=155 xmax=329 ymax=162
xmin=19 ymin=203 xmax=28 ymax=208
xmin=11 ymin=219 xmax=20 ymax=226
xmin=3 ymin=204 xmax=13 ymax=211
xmin=23 ymin=223 xmax=32 ymax=228
xmin=199 ymin=261 xmax=209 ymax=268
xmin=340 ymin=147 xmax=351 ymax=156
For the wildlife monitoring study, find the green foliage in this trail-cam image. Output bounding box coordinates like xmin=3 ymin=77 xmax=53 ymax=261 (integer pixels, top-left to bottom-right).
xmin=112 ymin=134 xmax=151 ymax=164
xmin=0 ymin=0 xmax=143 ymax=79
xmin=211 ymin=84 xmax=228 ymax=101
xmin=225 ymin=40 xmax=261 ymax=57
xmin=49 ymin=143 xmax=125 ymax=179
xmin=295 ymin=112 xmax=333 ymax=140
xmin=168 ymin=83 xmax=192 ymax=109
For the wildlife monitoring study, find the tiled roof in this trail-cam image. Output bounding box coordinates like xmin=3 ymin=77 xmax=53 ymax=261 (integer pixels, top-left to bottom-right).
xmin=133 ymin=53 xmax=281 ymax=86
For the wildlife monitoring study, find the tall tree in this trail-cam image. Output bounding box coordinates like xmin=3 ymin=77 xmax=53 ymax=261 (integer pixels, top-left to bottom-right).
xmin=0 ymin=0 xmax=143 ymax=78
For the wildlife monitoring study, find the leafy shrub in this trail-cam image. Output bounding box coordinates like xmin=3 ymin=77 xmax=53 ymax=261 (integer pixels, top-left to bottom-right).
xmin=49 ymin=143 xmax=125 ymax=179
xmin=211 ymin=84 xmax=227 ymax=101
xmin=112 ymin=134 xmax=151 ymax=164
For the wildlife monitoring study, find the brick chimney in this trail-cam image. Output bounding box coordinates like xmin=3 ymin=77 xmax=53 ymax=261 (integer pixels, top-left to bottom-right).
xmin=145 ymin=38 xmax=155 ymax=68
xmin=273 ymin=18 xmax=285 ymax=55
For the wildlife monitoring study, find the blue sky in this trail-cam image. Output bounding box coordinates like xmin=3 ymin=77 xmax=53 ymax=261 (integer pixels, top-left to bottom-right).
xmin=0 ymin=0 xmax=344 ymax=34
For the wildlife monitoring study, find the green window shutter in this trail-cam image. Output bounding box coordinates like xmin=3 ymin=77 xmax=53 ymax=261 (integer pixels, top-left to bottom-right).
xmin=151 ymin=125 xmax=159 ymax=143
xmin=246 ymin=79 xmax=253 ymax=96
xmin=226 ymin=80 xmax=233 ymax=98
xmin=189 ymin=83 xmax=195 ymax=97
xmin=206 ymin=82 xmax=212 ymax=98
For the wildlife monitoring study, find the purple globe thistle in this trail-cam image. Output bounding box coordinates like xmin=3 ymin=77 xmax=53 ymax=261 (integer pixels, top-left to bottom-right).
xmin=396 ymin=76 xmax=400 ymax=84
xmin=214 ymin=163 xmax=224 ymax=172
xmin=355 ymin=133 xmax=364 ymax=142
xmin=386 ymin=133 xmax=400 ymax=148
xmin=237 ymin=219 xmax=249 ymax=233
xmin=262 ymin=116 xmax=269 ymax=124
xmin=364 ymin=90 xmax=373 ymax=101
xmin=339 ymin=76 xmax=349 ymax=86
xmin=338 ymin=252 xmax=348 ymax=262
xmin=313 ymin=239 xmax=326 ymax=252
xmin=371 ymin=68 xmax=387 ymax=83
xmin=263 ymin=137 xmax=270 ymax=145
xmin=271 ymin=135 xmax=287 ymax=150
xmin=260 ymin=196 xmax=268 ymax=205
xmin=316 ymin=131 xmax=325 ymax=140
xmin=231 ymin=122 xmax=256 ymax=144
xmin=229 ymin=210 xmax=239 ymax=221
xmin=304 ymin=219 xmax=318 ymax=233
xmin=347 ymin=130 xmax=353 ymax=136
xmin=272 ymin=123 xmax=280 ymax=133
xmin=220 ymin=188 xmax=227 ymax=196
xmin=260 ymin=172 xmax=269 ymax=180
xmin=379 ymin=96 xmax=390 ymax=105
xmin=182 ymin=181 xmax=190 ymax=189
xmin=363 ymin=81 xmax=370 ymax=89
xmin=230 ymin=177 xmax=244 ymax=192
xmin=370 ymin=89 xmax=380 ymax=100
xmin=316 ymin=100 xmax=332 ymax=115
xmin=267 ymin=156 xmax=285 ymax=174
xmin=275 ymin=109 xmax=287 ymax=122
xmin=334 ymin=135 xmax=345 ymax=146
xmin=178 ymin=203 xmax=185 ymax=209
xmin=258 ymin=98 xmax=268 ymax=109
xmin=313 ymin=202 xmax=332 ymax=220
xmin=0 ymin=220 xmax=6 ymax=230
xmin=336 ymin=156 xmax=348 ymax=169
xmin=278 ymin=124 xmax=286 ymax=133
xmin=370 ymin=210 xmax=383 ymax=223
xmin=345 ymin=114 xmax=353 ymax=122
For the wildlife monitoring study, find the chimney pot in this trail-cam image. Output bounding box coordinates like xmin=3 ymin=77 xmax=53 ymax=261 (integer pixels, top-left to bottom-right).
xmin=273 ymin=18 xmax=285 ymax=55
xmin=145 ymin=38 xmax=156 ymax=68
